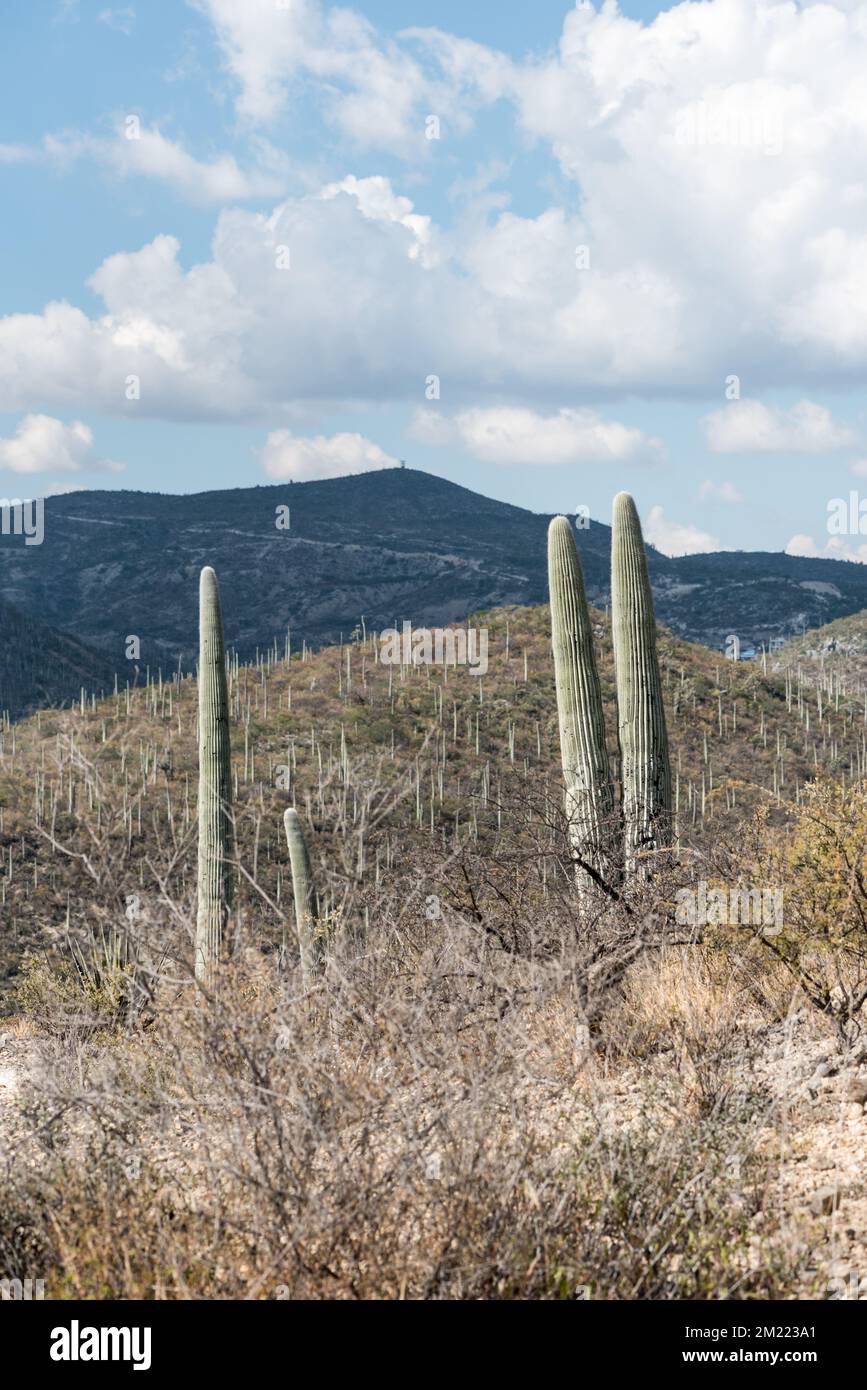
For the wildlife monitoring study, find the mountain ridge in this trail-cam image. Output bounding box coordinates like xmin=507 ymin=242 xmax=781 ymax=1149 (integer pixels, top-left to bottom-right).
xmin=2 ymin=469 xmax=867 ymax=716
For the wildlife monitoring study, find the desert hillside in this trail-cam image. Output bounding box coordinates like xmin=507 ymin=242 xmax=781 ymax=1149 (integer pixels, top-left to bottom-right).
xmin=1 ymin=598 xmax=866 ymax=1299
xmin=5 ymin=472 xmax=867 ymax=717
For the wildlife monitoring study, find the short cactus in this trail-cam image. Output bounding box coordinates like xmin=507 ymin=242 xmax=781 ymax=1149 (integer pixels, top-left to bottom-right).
xmin=195 ymin=566 xmax=233 ymax=985
xmin=610 ymin=492 xmax=672 ymax=872
xmin=283 ymin=807 xmax=320 ymax=979
xmin=547 ymin=517 xmax=617 ymax=891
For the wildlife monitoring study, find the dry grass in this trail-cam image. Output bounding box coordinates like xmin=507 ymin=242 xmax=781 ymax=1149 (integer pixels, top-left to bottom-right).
xmin=1 ymin=833 xmax=828 ymax=1302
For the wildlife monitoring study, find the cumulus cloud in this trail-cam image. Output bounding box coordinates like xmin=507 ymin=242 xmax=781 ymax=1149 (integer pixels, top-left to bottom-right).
xmin=702 ymin=400 xmax=857 ymax=454
xmin=320 ymin=175 xmax=435 ymax=263
xmin=411 ymin=405 xmax=663 ymax=466
xmin=42 ymin=481 xmax=88 ymax=497
xmin=7 ymin=1 xmax=867 ymax=420
xmin=193 ymin=0 xmax=867 ymax=381
xmin=785 ymin=533 xmax=867 ymax=564
xmin=194 ymin=0 xmax=437 ymax=152
xmin=0 ymin=192 xmax=592 ymax=419
xmin=259 ymin=429 xmax=399 ymax=481
xmin=698 ymin=479 xmax=743 ymax=503
xmin=644 ymin=505 xmax=723 ymax=557
xmin=0 ymin=414 xmax=121 ymax=475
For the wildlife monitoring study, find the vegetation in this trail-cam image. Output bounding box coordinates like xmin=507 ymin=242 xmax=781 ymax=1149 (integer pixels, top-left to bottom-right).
xmin=1 ymin=506 xmax=867 ymax=1299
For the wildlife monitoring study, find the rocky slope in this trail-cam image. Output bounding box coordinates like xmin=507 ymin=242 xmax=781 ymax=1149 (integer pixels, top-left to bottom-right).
xmin=0 ymin=597 xmax=117 ymax=721
xmin=3 ymin=468 xmax=867 ymax=712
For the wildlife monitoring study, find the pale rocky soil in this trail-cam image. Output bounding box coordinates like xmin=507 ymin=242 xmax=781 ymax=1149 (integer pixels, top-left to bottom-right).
xmin=0 ymin=1013 xmax=864 ymax=1300
xmin=0 ymin=1024 xmax=42 ymax=1188
xmin=761 ymin=1027 xmax=867 ymax=1299
xmin=587 ymin=1019 xmax=867 ymax=1299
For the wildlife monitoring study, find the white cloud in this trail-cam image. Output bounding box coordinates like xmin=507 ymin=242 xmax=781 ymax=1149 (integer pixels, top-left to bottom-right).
xmin=411 ymin=405 xmax=663 ymax=466
xmin=702 ymin=399 xmax=857 ymax=454
xmin=785 ymin=532 xmax=867 ymax=564
xmin=0 ymin=144 xmax=38 ymax=164
xmin=194 ymin=0 xmax=435 ymax=152
xmin=0 ymin=191 xmax=535 ymax=419
xmin=699 ymin=479 xmax=743 ymax=503
xmin=259 ymin=429 xmax=399 ymax=482
xmin=42 ymin=481 xmax=88 ymax=497
xmin=645 ymin=505 xmax=723 ymax=557
xmin=109 ymin=126 xmax=284 ymax=202
xmin=10 ymin=1 xmax=867 ymax=419
xmin=98 ymin=6 xmax=135 ymax=34
xmin=44 ymin=124 xmax=286 ymax=204
xmin=0 ymin=414 xmax=121 ymax=474
xmin=0 ymin=185 xmax=718 ymax=420
xmin=190 ymin=0 xmax=867 ymax=379
xmin=320 ymin=176 xmax=435 ymax=263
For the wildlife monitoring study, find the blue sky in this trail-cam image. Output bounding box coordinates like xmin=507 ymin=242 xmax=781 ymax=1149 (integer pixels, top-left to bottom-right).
xmin=1 ymin=0 xmax=866 ymax=560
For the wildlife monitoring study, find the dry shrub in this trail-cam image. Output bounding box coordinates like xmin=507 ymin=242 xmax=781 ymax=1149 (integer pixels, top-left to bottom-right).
xmin=2 ymin=842 xmax=812 ymax=1301
xmin=604 ymin=946 xmax=773 ymax=1122
xmin=723 ymin=780 xmax=867 ymax=1039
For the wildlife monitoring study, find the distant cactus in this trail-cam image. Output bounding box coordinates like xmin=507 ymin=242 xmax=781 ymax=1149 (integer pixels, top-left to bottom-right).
xmin=547 ymin=517 xmax=617 ymax=891
xmin=283 ymin=807 xmax=320 ymax=979
xmin=195 ymin=566 xmax=233 ymax=985
xmin=610 ymin=492 xmax=672 ymax=873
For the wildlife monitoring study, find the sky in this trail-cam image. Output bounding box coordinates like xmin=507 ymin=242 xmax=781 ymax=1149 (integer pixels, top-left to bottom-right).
xmin=1 ymin=0 xmax=866 ymax=559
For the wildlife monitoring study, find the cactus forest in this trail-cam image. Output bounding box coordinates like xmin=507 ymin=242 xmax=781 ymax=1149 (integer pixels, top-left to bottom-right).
xmin=2 ymin=482 xmax=867 ymax=1306
xmin=2 ymin=0 xmax=867 ymax=1329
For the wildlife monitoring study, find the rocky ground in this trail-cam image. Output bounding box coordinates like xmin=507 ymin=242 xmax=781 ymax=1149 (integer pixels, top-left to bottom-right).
xmin=1 ymin=1009 xmax=864 ymax=1300
xmin=764 ymin=1028 xmax=867 ymax=1299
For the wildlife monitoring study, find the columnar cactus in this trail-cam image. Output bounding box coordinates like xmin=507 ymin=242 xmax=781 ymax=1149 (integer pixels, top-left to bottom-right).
xmin=547 ymin=517 xmax=617 ymax=891
xmin=195 ymin=566 xmax=233 ymax=985
xmin=610 ymin=492 xmax=672 ymax=873
xmin=283 ymin=807 xmax=320 ymax=979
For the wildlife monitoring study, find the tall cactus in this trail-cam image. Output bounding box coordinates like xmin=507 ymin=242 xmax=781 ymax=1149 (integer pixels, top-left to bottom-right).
xmin=610 ymin=492 xmax=672 ymax=873
xmin=548 ymin=517 xmax=617 ymax=892
xmin=195 ymin=566 xmax=233 ymax=985
xmin=283 ymin=808 xmax=320 ymax=980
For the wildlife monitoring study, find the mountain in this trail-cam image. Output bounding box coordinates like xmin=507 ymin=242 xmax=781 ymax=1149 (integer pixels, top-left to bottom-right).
xmin=0 ymin=596 xmax=117 ymax=721
xmin=2 ymin=469 xmax=867 ymax=705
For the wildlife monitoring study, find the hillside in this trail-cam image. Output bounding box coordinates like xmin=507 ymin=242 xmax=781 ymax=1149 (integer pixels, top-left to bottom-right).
xmin=2 ymin=596 xmax=866 ymax=994
xmin=2 ymin=597 xmax=867 ymax=1300
xmin=3 ymin=472 xmax=867 ymax=720
xmin=0 ymin=596 xmax=117 ymax=722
